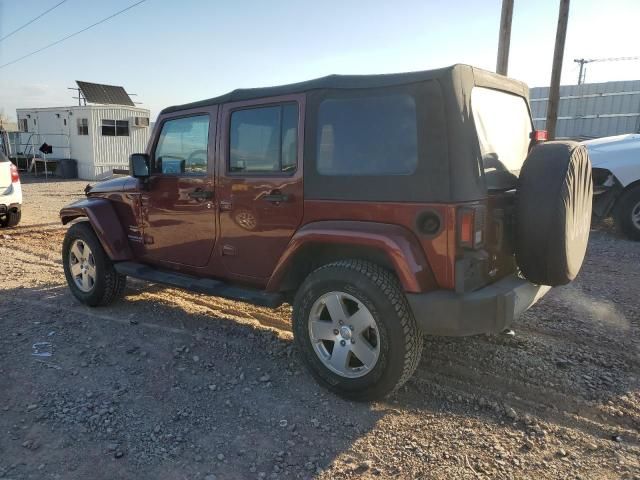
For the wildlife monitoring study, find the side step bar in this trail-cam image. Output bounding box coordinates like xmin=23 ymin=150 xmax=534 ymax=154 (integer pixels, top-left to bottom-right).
xmin=114 ymin=261 xmax=284 ymax=308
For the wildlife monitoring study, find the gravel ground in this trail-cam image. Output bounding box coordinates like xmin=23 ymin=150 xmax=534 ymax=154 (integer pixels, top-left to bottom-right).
xmin=1 ymin=176 xmax=639 ymax=479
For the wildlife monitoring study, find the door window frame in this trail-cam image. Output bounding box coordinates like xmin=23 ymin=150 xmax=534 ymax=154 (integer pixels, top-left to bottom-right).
xmin=148 ymin=108 xmax=217 ymax=177
xmin=220 ymin=94 xmax=305 ymax=178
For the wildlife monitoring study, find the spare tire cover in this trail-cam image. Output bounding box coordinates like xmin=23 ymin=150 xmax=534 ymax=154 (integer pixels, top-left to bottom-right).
xmin=515 ymin=141 xmax=592 ymax=286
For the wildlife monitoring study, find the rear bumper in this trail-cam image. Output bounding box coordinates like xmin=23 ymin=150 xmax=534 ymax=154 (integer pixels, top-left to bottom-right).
xmin=406 ymin=275 xmax=551 ymax=336
xmin=1 ymin=182 xmax=22 ymax=208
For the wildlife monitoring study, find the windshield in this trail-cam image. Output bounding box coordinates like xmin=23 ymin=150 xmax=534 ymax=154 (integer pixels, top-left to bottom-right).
xmin=471 ymin=87 xmax=533 ymax=190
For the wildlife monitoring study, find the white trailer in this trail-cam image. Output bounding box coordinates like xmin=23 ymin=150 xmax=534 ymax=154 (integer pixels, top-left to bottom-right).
xmin=15 ymin=105 xmax=150 ymax=180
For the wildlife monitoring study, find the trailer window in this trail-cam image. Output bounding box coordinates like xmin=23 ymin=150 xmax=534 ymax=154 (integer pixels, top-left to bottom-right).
xmin=101 ymin=120 xmax=129 ymax=137
xmin=77 ymin=118 xmax=88 ymax=135
xmin=472 ymin=87 xmax=533 ymax=190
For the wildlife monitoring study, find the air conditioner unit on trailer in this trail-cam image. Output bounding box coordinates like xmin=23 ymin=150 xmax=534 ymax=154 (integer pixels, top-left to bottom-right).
xmin=132 ymin=116 xmax=150 ymax=127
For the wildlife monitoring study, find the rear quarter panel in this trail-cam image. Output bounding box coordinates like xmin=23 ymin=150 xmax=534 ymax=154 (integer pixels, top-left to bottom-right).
xmin=302 ymin=201 xmax=457 ymax=290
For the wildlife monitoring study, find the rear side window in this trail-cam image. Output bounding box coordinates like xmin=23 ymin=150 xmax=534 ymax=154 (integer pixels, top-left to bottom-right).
xmin=229 ymin=103 xmax=298 ymax=174
xmin=316 ymin=93 xmax=418 ymax=176
xmin=472 ymin=87 xmax=533 ymax=189
xmin=154 ymin=115 xmax=210 ymax=175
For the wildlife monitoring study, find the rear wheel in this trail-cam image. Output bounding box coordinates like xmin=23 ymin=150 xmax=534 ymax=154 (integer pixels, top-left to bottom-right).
xmin=62 ymin=222 xmax=127 ymax=306
xmin=615 ymin=185 xmax=640 ymax=241
xmin=0 ymin=209 xmax=21 ymax=228
xmin=292 ymin=260 xmax=423 ymax=401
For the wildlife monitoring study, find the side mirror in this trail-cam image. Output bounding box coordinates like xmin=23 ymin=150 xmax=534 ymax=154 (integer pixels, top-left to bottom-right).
xmin=129 ymin=153 xmax=150 ymax=178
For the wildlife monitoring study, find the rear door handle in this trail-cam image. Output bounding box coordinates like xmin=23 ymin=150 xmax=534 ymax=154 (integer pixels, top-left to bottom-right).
xmin=189 ymin=190 xmax=213 ymax=200
xmin=263 ymin=191 xmax=290 ymax=203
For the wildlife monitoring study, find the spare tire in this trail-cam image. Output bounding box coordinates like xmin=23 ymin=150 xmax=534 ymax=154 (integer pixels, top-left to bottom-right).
xmin=515 ymin=141 xmax=592 ymax=286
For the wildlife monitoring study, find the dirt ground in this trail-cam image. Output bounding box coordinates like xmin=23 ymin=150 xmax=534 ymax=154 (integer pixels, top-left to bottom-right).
xmin=1 ymin=176 xmax=639 ymax=480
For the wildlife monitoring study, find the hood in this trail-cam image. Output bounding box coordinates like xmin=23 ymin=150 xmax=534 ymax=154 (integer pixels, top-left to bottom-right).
xmin=87 ymin=176 xmax=139 ymax=195
xmin=582 ymin=134 xmax=640 ymax=167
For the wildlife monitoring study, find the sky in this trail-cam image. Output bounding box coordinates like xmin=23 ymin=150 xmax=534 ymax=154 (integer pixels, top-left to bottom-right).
xmin=0 ymin=0 xmax=639 ymax=121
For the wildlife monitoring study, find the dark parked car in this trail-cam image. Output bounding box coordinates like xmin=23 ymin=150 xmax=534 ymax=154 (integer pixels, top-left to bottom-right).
xmin=60 ymin=65 xmax=593 ymax=400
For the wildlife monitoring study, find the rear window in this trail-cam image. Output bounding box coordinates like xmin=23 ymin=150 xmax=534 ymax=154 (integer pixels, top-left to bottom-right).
xmin=471 ymin=87 xmax=532 ymax=189
xmin=316 ymin=93 xmax=418 ymax=176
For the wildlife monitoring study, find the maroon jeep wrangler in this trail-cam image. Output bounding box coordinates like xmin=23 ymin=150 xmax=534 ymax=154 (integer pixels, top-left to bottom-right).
xmin=60 ymin=65 xmax=592 ymax=400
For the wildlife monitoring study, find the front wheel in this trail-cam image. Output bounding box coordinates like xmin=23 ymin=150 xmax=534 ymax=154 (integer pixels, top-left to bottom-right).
xmin=292 ymin=260 xmax=423 ymax=401
xmin=62 ymin=222 xmax=127 ymax=306
xmin=615 ymin=185 xmax=640 ymax=241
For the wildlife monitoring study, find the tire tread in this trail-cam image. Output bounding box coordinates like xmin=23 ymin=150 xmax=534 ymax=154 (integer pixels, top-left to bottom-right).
xmin=63 ymin=222 xmax=127 ymax=306
xmin=304 ymin=259 xmax=423 ymax=397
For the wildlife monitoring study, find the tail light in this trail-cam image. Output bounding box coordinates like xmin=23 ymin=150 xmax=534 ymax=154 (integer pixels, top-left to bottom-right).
xmin=530 ymin=129 xmax=548 ymax=142
xmin=529 ymin=130 xmax=547 ymax=152
xmin=457 ymin=205 xmax=486 ymax=249
xmin=10 ymin=163 xmax=19 ymax=183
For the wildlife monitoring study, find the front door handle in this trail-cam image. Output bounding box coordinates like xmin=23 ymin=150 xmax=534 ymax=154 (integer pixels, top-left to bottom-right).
xmin=263 ymin=191 xmax=290 ymax=203
xmin=189 ymin=189 xmax=213 ymax=200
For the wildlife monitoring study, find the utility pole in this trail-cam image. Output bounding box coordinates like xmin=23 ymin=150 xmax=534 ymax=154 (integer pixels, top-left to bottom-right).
xmin=574 ymin=56 xmax=640 ymax=84
xmin=496 ymin=0 xmax=514 ymax=75
xmin=546 ymin=0 xmax=570 ymax=140
xmin=574 ymin=58 xmax=587 ymax=84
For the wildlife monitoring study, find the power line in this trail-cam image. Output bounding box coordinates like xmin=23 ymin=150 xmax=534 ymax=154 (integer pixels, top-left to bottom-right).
xmin=0 ymin=0 xmax=68 ymax=43
xmin=574 ymin=56 xmax=640 ymax=84
xmin=0 ymin=0 xmax=147 ymax=70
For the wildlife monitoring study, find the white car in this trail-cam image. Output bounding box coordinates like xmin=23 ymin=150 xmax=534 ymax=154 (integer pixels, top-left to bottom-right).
xmin=584 ymin=134 xmax=640 ymax=240
xmin=0 ymin=153 xmax=22 ymax=228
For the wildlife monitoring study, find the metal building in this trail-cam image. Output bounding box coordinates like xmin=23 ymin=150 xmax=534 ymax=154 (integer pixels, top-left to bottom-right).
xmin=530 ymin=80 xmax=640 ymax=139
xmin=13 ymin=81 xmax=150 ymax=180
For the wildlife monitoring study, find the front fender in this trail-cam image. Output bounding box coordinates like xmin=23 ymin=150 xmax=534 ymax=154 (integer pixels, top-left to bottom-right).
xmin=267 ymin=221 xmax=435 ymax=293
xmin=589 ymin=151 xmax=640 ymax=188
xmin=60 ymin=197 xmax=132 ymax=261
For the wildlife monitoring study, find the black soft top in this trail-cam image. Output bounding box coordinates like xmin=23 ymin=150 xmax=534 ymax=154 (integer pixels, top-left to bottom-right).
xmin=161 ymin=64 xmax=528 ymax=114
xmin=161 ymin=64 xmax=530 ymax=203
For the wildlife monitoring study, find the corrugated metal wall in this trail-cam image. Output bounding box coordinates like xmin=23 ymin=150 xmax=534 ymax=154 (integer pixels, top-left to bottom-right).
xmin=530 ymin=80 xmax=640 ymax=139
xmin=88 ymin=106 xmax=150 ymax=180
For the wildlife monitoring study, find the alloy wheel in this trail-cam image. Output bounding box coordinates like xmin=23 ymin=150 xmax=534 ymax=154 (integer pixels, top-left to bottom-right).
xmin=308 ymin=291 xmax=380 ymax=378
xmin=69 ymin=239 xmax=96 ymax=292
xmin=632 ymin=200 xmax=640 ymax=230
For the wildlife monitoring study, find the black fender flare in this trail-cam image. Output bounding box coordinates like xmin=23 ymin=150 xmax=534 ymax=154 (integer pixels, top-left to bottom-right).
xmin=60 ymin=197 xmax=133 ymax=261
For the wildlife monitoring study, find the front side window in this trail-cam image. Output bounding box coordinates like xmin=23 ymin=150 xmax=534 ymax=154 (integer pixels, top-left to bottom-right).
xmin=229 ymin=103 xmax=298 ymax=174
xmin=154 ymin=115 xmax=210 ymax=175
xmin=19 ymin=119 xmax=28 ymax=132
xmin=77 ymin=118 xmax=88 ymax=135
xmin=316 ymin=93 xmax=418 ymax=176
xmin=101 ymin=119 xmax=129 ymax=137
xmin=471 ymin=87 xmax=533 ymax=189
